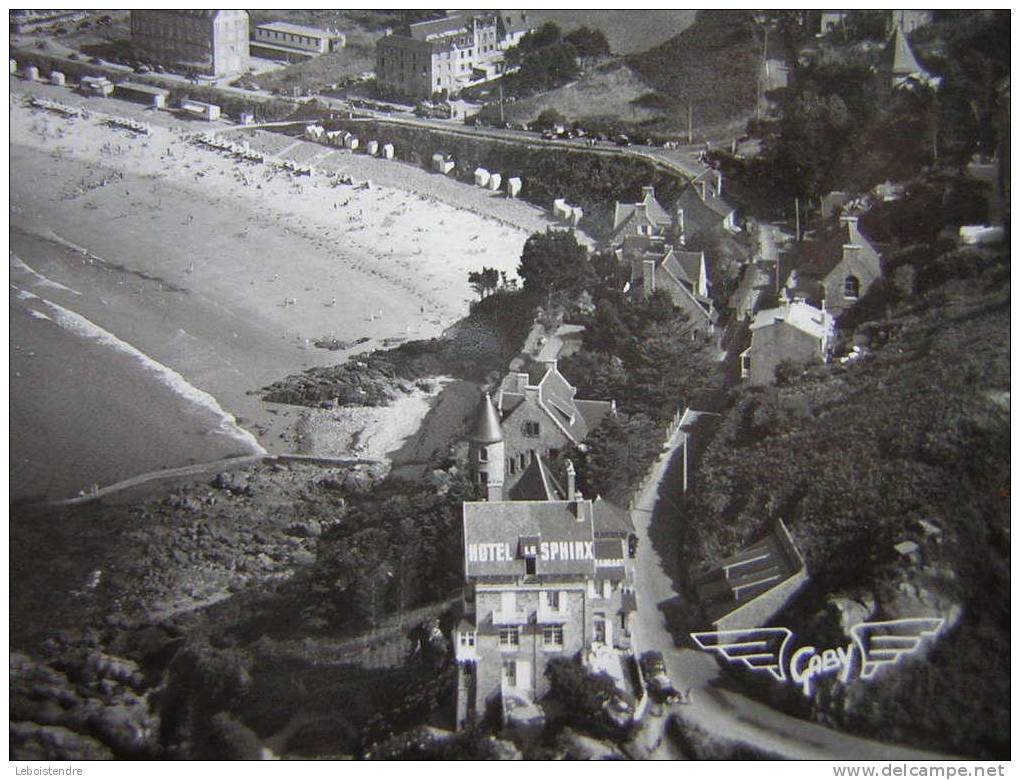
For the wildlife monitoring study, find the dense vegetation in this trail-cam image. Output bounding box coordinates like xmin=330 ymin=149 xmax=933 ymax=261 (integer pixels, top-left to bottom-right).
xmin=714 ymin=10 xmax=1009 ymax=220
xmin=681 ymin=240 xmax=1009 ymax=757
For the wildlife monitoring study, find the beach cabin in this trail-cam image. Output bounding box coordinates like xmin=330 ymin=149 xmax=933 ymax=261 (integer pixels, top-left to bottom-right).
xmin=9 ymin=59 xmax=17 ymax=74
xmin=570 ymin=206 xmax=583 ymax=226
xmin=80 ymin=75 xmax=114 ymax=97
xmin=305 ymin=124 xmax=325 ymax=140
xmin=366 ymin=140 xmax=379 ymax=156
xmin=24 ymin=65 xmax=39 ymax=81
xmin=382 ymin=143 xmax=394 ymax=159
xmin=474 ymin=167 xmax=491 ymax=187
xmin=115 ymin=82 xmax=169 ymax=109
xmin=344 ymin=134 xmax=359 ymax=151
xmin=507 ymin=177 xmax=522 ymax=198
xmin=432 ymin=152 xmax=455 ymax=175
xmin=49 ymin=71 xmax=65 ymax=86
xmin=487 ymin=173 xmax=502 ymax=191
xmin=180 ymin=98 xmax=221 ymax=121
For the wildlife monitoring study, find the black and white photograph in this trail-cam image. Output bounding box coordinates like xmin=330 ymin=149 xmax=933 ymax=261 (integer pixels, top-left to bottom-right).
xmin=7 ymin=6 xmax=1010 ymax=766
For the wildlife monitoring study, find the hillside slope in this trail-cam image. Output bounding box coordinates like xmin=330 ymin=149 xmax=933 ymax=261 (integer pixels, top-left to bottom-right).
xmin=682 ymin=246 xmax=1010 ymax=757
xmin=627 ymin=10 xmax=759 ymax=134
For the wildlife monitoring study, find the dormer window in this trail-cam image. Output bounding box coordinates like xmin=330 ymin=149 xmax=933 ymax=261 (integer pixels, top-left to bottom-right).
xmin=523 ymin=421 xmax=540 ymax=438
xmin=478 ymin=446 xmax=488 ymax=462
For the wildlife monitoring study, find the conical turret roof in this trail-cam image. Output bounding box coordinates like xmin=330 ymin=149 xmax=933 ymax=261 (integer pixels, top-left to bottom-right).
xmin=469 ymin=393 xmax=504 ymax=444
xmin=889 ymin=26 xmax=925 ymax=77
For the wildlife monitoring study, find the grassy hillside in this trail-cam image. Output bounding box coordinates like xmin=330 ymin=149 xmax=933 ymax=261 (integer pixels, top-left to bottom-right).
xmin=682 ymin=243 xmax=1010 ymax=757
xmin=528 ymin=10 xmax=697 ymax=55
xmin=627 ymin=10 xmax=760 ymax=135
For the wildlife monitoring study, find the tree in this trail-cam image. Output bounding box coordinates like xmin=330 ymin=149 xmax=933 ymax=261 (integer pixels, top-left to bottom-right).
xmin=564 ymin=26 xmax=610 ymax=61
xmin=532 ymin=108 xmax=567 ymax=131
xmin=516 ymin=228 xmax=591 ymax=305
xmin=467 ymin=266 xmax=500 ymax=299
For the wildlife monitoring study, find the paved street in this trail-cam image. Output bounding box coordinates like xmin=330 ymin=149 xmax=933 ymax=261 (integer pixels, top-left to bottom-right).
xmin=628 ymin=425 xmax=952 ymax=760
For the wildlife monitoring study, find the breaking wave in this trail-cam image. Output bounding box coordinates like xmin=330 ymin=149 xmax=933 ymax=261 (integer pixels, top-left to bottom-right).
xmin=23 ymin=291 xmax=266 ymax=456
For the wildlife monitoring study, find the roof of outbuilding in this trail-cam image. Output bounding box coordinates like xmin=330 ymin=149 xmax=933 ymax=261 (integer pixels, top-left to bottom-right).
xmin=592 ymin=497 xmax=634 ymax=536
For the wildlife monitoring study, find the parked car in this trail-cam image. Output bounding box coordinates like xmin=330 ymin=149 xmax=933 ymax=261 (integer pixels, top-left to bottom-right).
xmin=613 ymin=134 xmax=632 ymax=147
xmin=640 ymin=651 xmax=681 ymax=704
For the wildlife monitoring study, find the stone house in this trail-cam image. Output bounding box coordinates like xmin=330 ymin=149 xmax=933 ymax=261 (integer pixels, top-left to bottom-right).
xmin=740 ymin=300 xmax=835 ymax=385
xmin=467 ymin=362 xmax=614 ymax=501
xmin=782 ymin=216 xmax=883 ymax=318
xmin=609 ymin=186 xmax=673 ymax=247
xmin=622 ymin=235 xmax=718 ymax=335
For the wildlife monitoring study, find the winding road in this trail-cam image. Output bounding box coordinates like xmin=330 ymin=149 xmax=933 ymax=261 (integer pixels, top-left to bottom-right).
xmin=628 ymin=424 xmax=953 ymax=760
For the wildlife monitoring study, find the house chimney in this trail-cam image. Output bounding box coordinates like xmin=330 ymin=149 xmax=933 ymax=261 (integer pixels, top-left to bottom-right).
xmin=840 ymin=215 xmax=859 ymax=244
xmin=675 ymin=207 xmax=686 ymax=245
xmin=642 ymin=185 xmax=655 ymax=201
xmin=643 ymin=258 xmax=656 ymax=296
xmin=715 ymin=170 xmax=723 ymax=197
xmin=697 ymin=179 xmax=706 ymax=201
xmin=565 ymin=459 xmax=576 ymax=501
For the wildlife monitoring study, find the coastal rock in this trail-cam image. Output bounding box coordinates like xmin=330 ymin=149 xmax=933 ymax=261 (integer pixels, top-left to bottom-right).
xmin=827 ymin=592 xmax=876 ymax=634
xmin=10 ymin=722 xmax=114 ymax=761
xmin=286 ymin=519 xmax=322 ymax=538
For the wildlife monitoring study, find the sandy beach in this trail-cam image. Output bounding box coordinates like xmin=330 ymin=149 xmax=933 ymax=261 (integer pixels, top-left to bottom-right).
xmin=8 ymin=79 xmax=566 ymax=498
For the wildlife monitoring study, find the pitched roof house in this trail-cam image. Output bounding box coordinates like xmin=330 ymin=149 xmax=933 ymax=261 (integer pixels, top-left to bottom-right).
xmin=675 ymin=170 xmax=738 ymax=243
xmin=740 ymin=300 xmax=835 ymax=385
xmin=623 ymin=235 xmax=719 ymax=334
xmin=782 ymin=215 xmax=882 ymax=317
xmin=467 ymin=362 xmax=615 ymax=501
xmin=610 ymin=186 xmax=672 ymax=246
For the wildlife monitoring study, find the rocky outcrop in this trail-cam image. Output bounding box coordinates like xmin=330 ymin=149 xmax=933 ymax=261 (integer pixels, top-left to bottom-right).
xmin=10 ymin=648 xmax=158 ymax=760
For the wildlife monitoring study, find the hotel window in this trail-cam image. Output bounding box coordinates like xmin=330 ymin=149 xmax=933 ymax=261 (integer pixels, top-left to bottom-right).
xmin=503 ymin=659 xmax=517 ymax=686
xmin=525 ymin=557 xmax=536 ymax=575
xmin=544 ymin=590 xmax=560 ymax=609
xmin=459 ymin=631 xmax=476 ymax=647
xmin=478 ymin=447 xmax=488 ymax=462
xmin=519 ymin=453 xmax=526 ymax=470
xmin=542 ymin=627 xmax=564 ymax=647
xmin=477 ymin=470 xmax=487 ymax=484
xmin=499 ymin=627 xmax=520 ymax=647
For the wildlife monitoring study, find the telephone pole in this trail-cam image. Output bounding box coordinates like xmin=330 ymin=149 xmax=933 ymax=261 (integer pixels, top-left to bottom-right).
xmin=687 ymin=101 xmax=693 ymax=144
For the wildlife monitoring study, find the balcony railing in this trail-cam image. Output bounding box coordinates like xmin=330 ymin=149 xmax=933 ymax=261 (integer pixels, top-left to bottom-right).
xmin=537 ymin=604 xmax=569 ymax=624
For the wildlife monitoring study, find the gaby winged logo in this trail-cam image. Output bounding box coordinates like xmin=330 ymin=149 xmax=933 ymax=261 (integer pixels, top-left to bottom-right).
xmin=691 ymin=618 xmax=945 ymax=697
